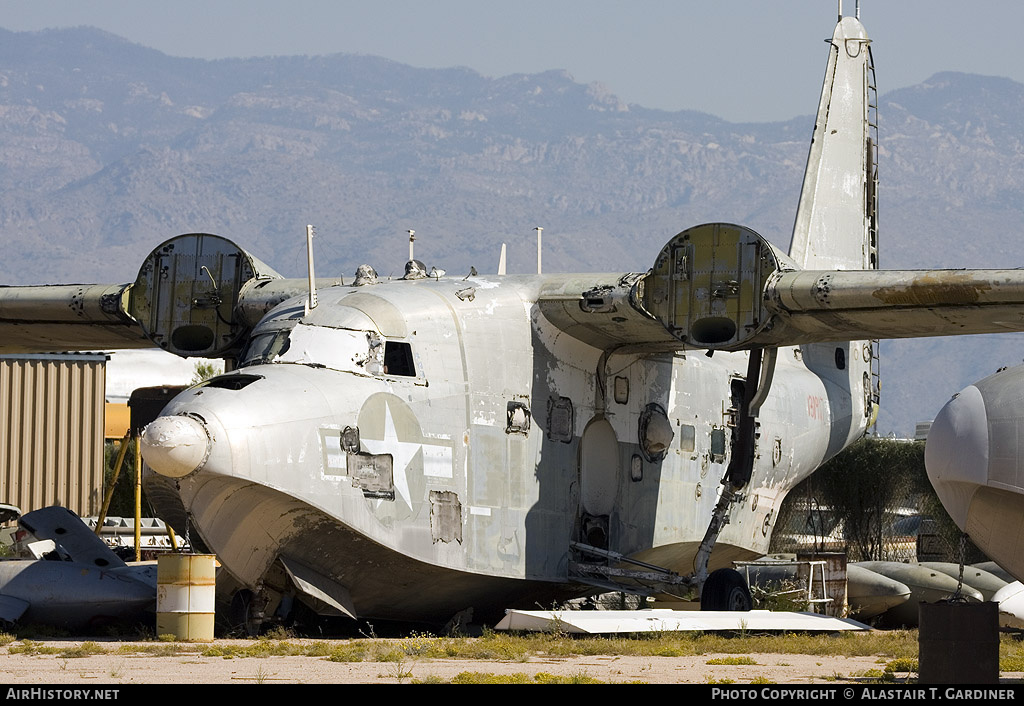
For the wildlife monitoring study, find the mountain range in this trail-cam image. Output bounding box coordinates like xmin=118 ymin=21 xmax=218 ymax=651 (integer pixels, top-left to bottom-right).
xmin=2 ymin=26 xmax=1023 ymax=436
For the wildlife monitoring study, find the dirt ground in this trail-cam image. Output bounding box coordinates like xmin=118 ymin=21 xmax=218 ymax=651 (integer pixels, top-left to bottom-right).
xmin=0 ymin=638 xmax=973 ymax=684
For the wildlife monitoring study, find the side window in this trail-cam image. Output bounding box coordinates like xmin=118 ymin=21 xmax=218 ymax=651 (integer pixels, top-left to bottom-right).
xmin=383 ymin=341 xmax=416 ymax=377
xmin=679 ymin=424 xmax=696 ymax=452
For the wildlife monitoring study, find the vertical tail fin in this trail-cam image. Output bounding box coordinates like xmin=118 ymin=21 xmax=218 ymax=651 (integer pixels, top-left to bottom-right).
xmin=789 ymin=15 xmax=877 ymax=271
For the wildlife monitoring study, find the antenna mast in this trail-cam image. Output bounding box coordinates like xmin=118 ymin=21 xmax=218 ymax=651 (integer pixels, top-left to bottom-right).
xmin=535 ymin=226 xmax=543 ymax=274
xmin=306 ymin=224 xmax=318 ymax=311
xmin=408 ymin=230 xmax=416 ymax=261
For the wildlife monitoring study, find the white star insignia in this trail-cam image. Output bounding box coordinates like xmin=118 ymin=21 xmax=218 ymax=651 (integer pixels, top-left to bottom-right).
xmin=362 ymin=399 xmax=420 ymax=510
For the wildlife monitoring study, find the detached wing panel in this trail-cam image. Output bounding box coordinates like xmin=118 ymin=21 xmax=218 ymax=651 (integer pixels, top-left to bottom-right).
xmin=0 ymin=283 xmax=149 ymax=353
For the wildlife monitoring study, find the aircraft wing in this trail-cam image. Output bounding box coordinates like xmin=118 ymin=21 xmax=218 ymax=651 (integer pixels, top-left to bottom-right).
xmin=759 ymin=268 xmax=1024 ymax=346
xmin=0 ymin=283 xmax=150 ymax=354
xmin=628 ymin=223 xmax=1024 ymax=351
xmin=0 ymin=233 xmax=301 ymax=359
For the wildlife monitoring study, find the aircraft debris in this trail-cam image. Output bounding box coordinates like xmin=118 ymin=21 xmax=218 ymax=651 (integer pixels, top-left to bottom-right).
xmin=0 ymin=507 xmax=155 ymax=629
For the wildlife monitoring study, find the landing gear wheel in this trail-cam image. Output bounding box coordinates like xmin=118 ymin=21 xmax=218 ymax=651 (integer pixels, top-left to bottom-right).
xmin=228 ymin=589 xmax=264 ymax=636
xmin=700 ymin=568 xmax=753 ymax=611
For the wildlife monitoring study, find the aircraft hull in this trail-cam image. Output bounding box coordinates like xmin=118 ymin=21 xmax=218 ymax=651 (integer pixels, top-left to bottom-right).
xmin=143 ymin=274 xmax=870 ymax=624
xmin=926 ymin=366 xmax=1024 ymax=584
xmin=178 ymin=473 xmax=587 ymax=623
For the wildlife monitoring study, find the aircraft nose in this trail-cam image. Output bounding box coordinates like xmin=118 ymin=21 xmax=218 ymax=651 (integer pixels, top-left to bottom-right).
xmin=925 ymin=384 xmax=989 ymax=528
xmin=140 ymin=415 xmax=211 ymax=478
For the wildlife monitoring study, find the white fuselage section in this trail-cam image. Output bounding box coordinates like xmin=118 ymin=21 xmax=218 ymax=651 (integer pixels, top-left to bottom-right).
xmin=149 ymin=273 xmax=870 ymax=620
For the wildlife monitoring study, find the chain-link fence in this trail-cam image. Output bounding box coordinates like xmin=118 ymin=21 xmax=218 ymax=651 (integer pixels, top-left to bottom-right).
xmin=769 ymin=437 xmax=986 ymax=564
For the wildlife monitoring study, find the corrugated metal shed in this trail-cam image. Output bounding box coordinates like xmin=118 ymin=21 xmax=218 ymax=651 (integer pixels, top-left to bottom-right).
xmin=0 ymin=353 xmax=107 ymax=515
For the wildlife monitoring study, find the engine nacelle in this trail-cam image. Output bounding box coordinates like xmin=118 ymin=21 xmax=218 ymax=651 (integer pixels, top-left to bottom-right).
xmin=640 ymin=223 xmax=795 ymax=350
xmin=129 ymin=233 xmax=282 ymax=358
xmin=926 ymin=366 xmax=1024 ymax=583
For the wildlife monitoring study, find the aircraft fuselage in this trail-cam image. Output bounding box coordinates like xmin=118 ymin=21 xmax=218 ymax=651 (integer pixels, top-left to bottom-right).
xmin=148 ymin=272 xmax=870 ymax=621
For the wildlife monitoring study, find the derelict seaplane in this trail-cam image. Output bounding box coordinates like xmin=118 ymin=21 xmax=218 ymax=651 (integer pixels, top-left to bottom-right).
xmin=4 ymin=6 xmax=1024 ymax=629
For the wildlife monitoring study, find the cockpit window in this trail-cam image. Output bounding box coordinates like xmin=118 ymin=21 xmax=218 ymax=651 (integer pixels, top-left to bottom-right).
xmin=240 ymin=330 xmax=292 ymax=366
xmin=241 ymin=323 xmax=417 ymax=379
xmin=240 ymin=323 xmax=385 ymax=376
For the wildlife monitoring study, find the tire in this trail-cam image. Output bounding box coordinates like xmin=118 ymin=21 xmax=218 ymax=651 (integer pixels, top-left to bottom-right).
xmin=227 ymin=589 xmax=263 ymax=636
xmin=701 ymin=568 xmax=753 ymax=611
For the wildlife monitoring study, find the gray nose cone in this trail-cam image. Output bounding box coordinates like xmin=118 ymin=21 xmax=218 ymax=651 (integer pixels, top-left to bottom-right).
xmin=140 ymin=415 xmax=210 ymax=478
xmin=925 ymin=384 xmax=989 ymax=528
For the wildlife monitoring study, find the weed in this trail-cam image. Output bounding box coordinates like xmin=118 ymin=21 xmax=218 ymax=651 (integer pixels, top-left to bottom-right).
xmin=706 ymin=656 xmax=757 ymax=666
xmin=450 ymin=671 xmax=533 ymax=684
xmin=261 ymin=625 xmax=295 ymax=641
xmin=750 ymin=676 xmax=772 ymax=684
xmin=399 ymin=631 xmax=438 ymax=656
xmin=157 ymin=634 xmax=178 ymax=643
xmin=446 ymin=671 xmax=609 ymax=684
xmin=0 ymin=633 xmax=15 ymax=647
xmin=884 ymin=657 xmax=918 ymax=676
xmin=706 ymin=677 xmax=736 ymax=684
xmin=566 ymin=670 xmax=601 ymax=684
xmin=9 ymin=640 xmax=61 ymax=656
xmin=254 ymin=665 xmax=273 ymax=684
xmin=413 ymin=674 xmax=446 ymax=684
xmin=126 ymin=643 xmax=181 ymax=657
xmin=544 ymin=613 xmax=570 ymax=638
xmin=386 ymin=655 xmax=413 ymax=683
xmin=327 ymin=644 xmax=368 ymax=662
xmin=201 ymin=645 xmax=232 ymax=658
xmin=59 ymin=642 xmax=107 ymax=659
xmin=109 ymin=662 xmax=125 ymax=679
xmin=376 ymin=647 xmax=407 ymax=663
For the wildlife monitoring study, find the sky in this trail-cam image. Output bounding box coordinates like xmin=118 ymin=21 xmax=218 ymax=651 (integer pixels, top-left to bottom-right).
xmin=0 ymin=1 xmax=1021 ymax=122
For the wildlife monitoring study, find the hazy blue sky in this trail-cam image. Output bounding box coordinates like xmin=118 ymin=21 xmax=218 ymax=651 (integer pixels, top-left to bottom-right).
xmin=0 ymin=1 xmax=1020 ymax=121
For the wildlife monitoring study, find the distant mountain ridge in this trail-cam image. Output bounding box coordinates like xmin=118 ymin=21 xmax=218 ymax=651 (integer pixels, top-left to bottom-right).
xmin=2 ymin=26 xmax=1023 ymax=436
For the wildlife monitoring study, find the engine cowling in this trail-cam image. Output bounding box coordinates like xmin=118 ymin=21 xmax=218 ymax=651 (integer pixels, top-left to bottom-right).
xmin=128 ymin=233 xmax=281 ymax=358
xmin=640 ymin=223 xmax=794 ymax=350
xmin=926 ymin=365 xmax=1024 ymax=583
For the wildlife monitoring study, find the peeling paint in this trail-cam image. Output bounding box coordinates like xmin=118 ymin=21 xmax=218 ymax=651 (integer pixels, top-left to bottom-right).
xmin=429 ymin=490 xmax=463 ymax=544
xmin=872 ymin=274 xmax=992 ymax=307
